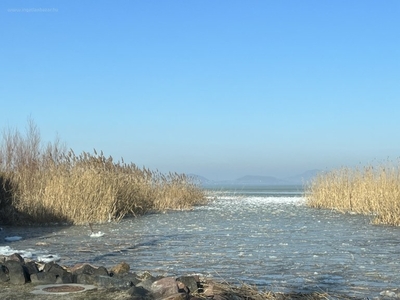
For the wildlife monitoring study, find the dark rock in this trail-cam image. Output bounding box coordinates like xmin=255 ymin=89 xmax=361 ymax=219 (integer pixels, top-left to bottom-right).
xmin=95 ymin=275 xmax=134 ymax=290
xmin=93 ymin=266 xmax=109 ymax=276
xmin=43 ymin=262 xmax=66 ymax=277
xmin=30 ymin=272 xmax=57 ymax=284
xmin=126 ymin=285 xmax=152 ymax=299
xmin=4 ymin=260 xmax=28 ymax=284
xmin=150 ymin=277 xmax=179 ymax=299
xmin=114 ymin=272 xmax=141 ymax=286
xmin=0 ymin=264 xmax=10 ymax=282
xmin=23 ymin=261 xmax=39 ymax=276
xmin=55 ymin=271 xmax=74 ymax=284
xmin=177 ymin=276 xmax=199 ymax=293
xmin=76 ymin=273 xmax=96 ymax=285
xmin=76 ymin=274 xmax=133 ymax=290
xmin=71 ymin=263 xmax=107 ymax=276
xmin=137 ymin=277 xmax=158 ymax=291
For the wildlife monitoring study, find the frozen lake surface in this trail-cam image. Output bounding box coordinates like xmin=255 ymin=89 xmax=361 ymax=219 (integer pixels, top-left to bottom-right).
xmin=2 ymin=185 xmax=400 ymax=298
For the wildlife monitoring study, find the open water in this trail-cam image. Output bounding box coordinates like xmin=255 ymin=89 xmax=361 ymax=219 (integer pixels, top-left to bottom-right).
xmin=1 ymin=185 xmax=400 ymax=298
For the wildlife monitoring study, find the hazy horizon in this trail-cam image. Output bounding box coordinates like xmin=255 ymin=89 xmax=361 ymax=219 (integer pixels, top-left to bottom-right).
xmin=1 ymin=1 xmax=399 ymax=180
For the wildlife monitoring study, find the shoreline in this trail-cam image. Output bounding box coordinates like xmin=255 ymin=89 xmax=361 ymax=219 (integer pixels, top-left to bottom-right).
xmin=0 ymin=253 xmax=372 ymax=300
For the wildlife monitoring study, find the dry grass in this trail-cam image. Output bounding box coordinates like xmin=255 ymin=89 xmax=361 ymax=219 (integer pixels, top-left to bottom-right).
xmin=306 ymin=163 xmax=400 ymax=225
xmin=0 ymin=119 xmax=206 ymax=225
xmin=199 ymin=279 xmax=355 ymax=300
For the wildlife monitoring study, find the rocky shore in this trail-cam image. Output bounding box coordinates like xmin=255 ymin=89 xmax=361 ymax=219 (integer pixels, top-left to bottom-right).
xmin=0 ymin=252 xmax=364 ymax=300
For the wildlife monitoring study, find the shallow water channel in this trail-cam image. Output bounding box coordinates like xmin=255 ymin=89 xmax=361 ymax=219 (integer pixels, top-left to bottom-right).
xmin=2 ymin=186 xmax=400 ymax=298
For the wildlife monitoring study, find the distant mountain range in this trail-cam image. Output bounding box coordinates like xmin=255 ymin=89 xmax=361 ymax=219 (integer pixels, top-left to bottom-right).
xmin=188 ymin=169 xmax=322 ymax=186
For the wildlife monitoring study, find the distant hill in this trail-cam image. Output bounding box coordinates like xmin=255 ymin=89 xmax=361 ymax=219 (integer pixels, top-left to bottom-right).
xmin=190 ymin=169 xmax=322 ymax=187
xmin=235 ymin=175 xmax=288 ymax=185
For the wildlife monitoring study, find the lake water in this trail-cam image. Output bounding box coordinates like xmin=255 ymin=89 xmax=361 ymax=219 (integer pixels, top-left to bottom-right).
xmin=1 ymin=185 xmax=400 ymax=298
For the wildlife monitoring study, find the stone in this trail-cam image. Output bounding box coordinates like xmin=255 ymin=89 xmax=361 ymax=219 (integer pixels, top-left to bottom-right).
xmin=127 ymin=285 xmax=151 ymax=299
xmin=76 ymin=273 xmax=96 ymax=285
xmin=55 ymin=271 xmax=74 ymax=283
xmin=151 ymin=277 xmax=179 ymax=299
xmin=71 ymin=263 xmax=108 ymax=276
xmin=6 ymin=253 xmax=24 ymax=263
xmin=76 ymin=274 xmax=133 ymax=290
xmin=0 ymin=264 xmax=10 ymax=282
xmin=93 ymin=266 xmax=109 ymax=276
xmin=114 ymin=272 xmax=141 ymax=286
xmin=95 ymin=275 xmax=134 ymax=290
xmin=137 ymin=277 xmax=158 ymax=291
xmin=30 ymin=272 xmax=57 ymax=284
xmin=4 ymin=260 xmax=28 ymax=284
xmin=177 ymin=276 xmax=199 ymax=293
xmin=110 ymin=261 xmax=130 ymax=275
xmin=23 ymin=261 xmax=39 ymax=276
xmin=44 ymin=262 xmax=66 ymax=277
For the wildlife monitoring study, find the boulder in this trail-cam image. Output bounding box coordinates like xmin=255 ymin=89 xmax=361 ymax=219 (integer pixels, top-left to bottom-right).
xmin=126 ymin=285 xmax=151 ymax=299
xmin=76 ymin=274 xmax=133 ymax=289
xmin=43 ymin=262 xmax=67 ymax=277
xmin=76 ymin=273 xmax=96 ymax=285
xmin=55 ymin=272 xmax=74 ymax=283
xmin=4 ymin=260 xmax=28 ymax=284
xmin=30 ymin=272 xmax=57 ymax=284
xmin=23 ymin=261 xmax=39 ymax=276
xmin=6 ymin=253 xmax=24 ymax=264
xmin=110 ymin=262 xmax=130 ymax=275
xmin=95 ymin=275 xmax=134 ymax=289
xmin=0 ymin=264 xmax=10 ymax=282
xmin=151 ymin=277 xmax=180 ymax=299
xmin=114 ymin=272 xmax=141 ymax=286
xmin=71 ymin=263 xmax=108 ymax=276
xmin=137 ymin=277 xmax=158 ymax=291
xmin=177 ymin=276 xmax=199 ymax=293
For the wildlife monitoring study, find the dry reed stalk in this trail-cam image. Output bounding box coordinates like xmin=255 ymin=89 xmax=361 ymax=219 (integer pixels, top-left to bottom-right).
xmin=0 ymin=119 xmax=206 ymax=225
xmin=306 ymin=163 xmax=400 ymax=226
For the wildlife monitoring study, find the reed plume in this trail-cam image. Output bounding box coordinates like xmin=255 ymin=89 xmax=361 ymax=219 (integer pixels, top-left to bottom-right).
xmin=0 ymin=119 xmax=206 ymax=225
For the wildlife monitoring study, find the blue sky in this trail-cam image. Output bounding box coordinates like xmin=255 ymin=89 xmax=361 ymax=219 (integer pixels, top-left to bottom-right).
xmin=1 ymin=1 xmax=399 ymax=180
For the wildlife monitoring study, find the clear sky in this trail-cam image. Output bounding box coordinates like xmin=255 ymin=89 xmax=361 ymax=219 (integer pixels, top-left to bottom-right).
xmin=1 ymin=1 xmax=399 ymax=180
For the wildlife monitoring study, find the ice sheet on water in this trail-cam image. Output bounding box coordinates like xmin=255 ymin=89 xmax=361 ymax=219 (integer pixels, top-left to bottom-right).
xmin=4 ymin=236 xmax=23 ymax=242
xmin=203 ymin=195 xmax=305 ymax=211
xmin=0 ymin=245 xmax=60 ymax=262
xmin=90 ymin=231 xmax=105 ymax=237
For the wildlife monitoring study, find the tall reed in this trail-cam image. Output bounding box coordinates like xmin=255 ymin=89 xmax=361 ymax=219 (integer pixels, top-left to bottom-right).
xmin=306 ymin=163 xmax=400 ymax=225
xmin=0 ymin=120 xmax=206 ymax=225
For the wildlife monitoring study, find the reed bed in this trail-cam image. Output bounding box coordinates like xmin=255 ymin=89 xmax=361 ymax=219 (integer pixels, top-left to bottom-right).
xmin=306 ymin=163 xmax=400 ymax=226
xmin=0 ymin=120 xmax=206 ymax=225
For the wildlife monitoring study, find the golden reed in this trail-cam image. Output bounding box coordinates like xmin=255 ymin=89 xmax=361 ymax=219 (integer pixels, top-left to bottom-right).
xmin=0 ymin=120 xmax=206 ymax=225
xmin=306 ymin=163 xmax=400 ymax=225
